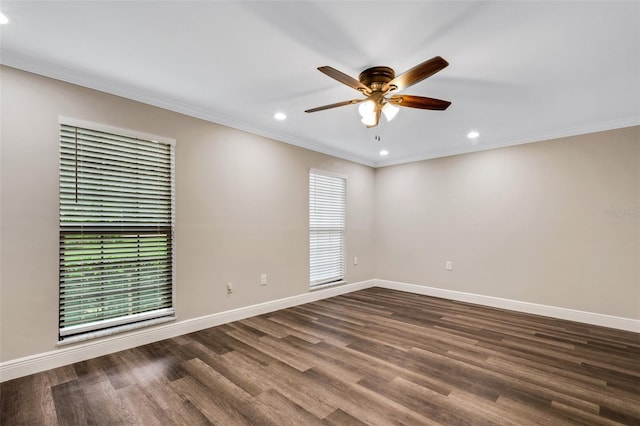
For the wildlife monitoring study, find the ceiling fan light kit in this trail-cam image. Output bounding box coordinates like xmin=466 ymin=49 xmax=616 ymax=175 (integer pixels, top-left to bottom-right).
xmin=358 ymin=100 xmax=399 ymax=125
xmin=306 ymin=56 xmax=452 ymax=128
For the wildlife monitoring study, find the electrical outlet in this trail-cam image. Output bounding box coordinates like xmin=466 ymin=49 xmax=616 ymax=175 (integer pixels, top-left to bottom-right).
xmin=445 ymin=261 xmax=453 ymax=271
xmin=353 ymin=257 xmax=358 ymax=265
xmin=226 ymin=282 xmax=233 ymax=293
xmin=260 ymin=274 xmax=267 ymax=285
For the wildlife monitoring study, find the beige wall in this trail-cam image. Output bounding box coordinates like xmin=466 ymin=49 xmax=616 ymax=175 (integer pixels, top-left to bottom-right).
xmin=0 ymin=66 xmax=376 ymax=362
xmin=1 ymin=65 xmax=638 ymax=364
xmin=375 ymin=127 xmax=640 ymax=319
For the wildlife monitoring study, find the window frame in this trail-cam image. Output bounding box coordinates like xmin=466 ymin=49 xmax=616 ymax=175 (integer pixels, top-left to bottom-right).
xmin=58 ymin=118 xmax=176 ymax=344
xmin=309 ymin=168 xmax=347 ymax=290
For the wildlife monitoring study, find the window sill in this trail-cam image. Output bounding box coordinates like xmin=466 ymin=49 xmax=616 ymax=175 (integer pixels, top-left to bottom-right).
xmin=310 ymin=280 xmax=347 ymax=291
xmin=57 ymin=316 xmax=176 ymax=346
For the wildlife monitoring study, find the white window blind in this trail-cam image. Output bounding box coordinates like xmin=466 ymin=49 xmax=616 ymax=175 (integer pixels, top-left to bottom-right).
xmin=59 ymin=123 xmax=175 ymax=340
xmin=309 ymin=170 xmax=346 ymax=288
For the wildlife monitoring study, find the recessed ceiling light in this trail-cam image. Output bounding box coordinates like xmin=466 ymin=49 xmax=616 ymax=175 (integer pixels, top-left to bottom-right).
xmin=379 ymin=150 xmax=389 ymax=156
xmin=0 ymin=12 xmax=9 ymax=25
xmin=467 ymin=130 xmax=480 ymax=139
xmin=274 ymin=112 xmax=287 ymax=120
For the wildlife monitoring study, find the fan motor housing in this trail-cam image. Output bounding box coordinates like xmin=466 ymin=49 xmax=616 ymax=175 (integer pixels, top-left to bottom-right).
xmin=359 ymin=66 xmax=395 ymax=89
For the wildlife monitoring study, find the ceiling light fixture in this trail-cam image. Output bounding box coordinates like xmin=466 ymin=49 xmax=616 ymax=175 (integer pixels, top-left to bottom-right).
xmin=0 ymin=12 xmax=9 ymax=24
xmin=274 ymin=112 xmax=287 ymax=120
xmin=379 ymin=150 xmax=389 ymax=156
xmin=358 ymin=99 xmax=400 ymax=126
xmin=467 ymin=130 xmax=480 ymax=139
xmin=306 ymin=57 xmax=451 ymax=128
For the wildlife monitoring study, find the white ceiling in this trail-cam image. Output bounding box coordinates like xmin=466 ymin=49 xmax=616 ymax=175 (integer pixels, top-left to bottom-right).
xmin=1 ymin=1 xmax=638 ymax=167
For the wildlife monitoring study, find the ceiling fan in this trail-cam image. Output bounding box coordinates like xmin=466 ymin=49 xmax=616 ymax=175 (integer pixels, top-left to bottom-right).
xmin=305 ymin=56 xmax=451 ymax=128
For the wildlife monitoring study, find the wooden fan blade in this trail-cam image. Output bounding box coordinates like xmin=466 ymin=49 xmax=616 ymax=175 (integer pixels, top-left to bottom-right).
xmin=305 ymin=99 xmax=364 ymax=113
xmin=383 ymin=56 xmax=449 ymax=92
xmin=318 ymin=66 xmax=371 ymax=94
xmin=389 ymin=95 xmax=451 ymax=110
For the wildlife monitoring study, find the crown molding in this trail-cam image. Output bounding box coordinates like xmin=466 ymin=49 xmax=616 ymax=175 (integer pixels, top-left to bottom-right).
xmin=2 ymin=50 xmax=637 ymax=169
xmin=0 ymin=50 xmax=375 ymax=167
xmin=373 ymin=116 xmax=640 ymax=167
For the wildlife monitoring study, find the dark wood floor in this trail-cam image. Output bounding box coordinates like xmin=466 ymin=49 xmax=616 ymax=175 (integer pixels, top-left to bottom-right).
xmin=1 ymin=288 xmax=639 ymax=425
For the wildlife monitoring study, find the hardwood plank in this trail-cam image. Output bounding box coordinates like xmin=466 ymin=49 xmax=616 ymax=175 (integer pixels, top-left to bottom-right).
xmin=323 ymin=408 xmax=368 ymax=426
xmin=302 ymin=367 xmax=438 ymax=426
xmin=264 ymin=312 xmax=351 ymax=347
xmin=226 ymin=328 xmax=312 ymax=372
xmin=0 ymin=372 xmax=56 ymax=426
xmin=279 ymin=336 xmax=365 ymax=384
xmin=185 ymin=341 xmax=272 ymax=397
xmin=179 ymin=358 xmax=276 ymax=425
xmin=248 ymin=389 xmax=324 ymax=426
xmin=262 ymin=314 xmax=323 ymax=344
xmin=259 ymin=361 xmax=338 ymax=419
xmin=496 ymin=395 xmax=584 ymax=426
xmin=357 ymin=376 xmax=465 ymax=425
xmin=51 ymin=379 xmax=98 ymax=425
xmin=116 ymin=384 xmax=169 ymax=425
xmin=170 ymin=376 xmax=252 ymax=425
xmin=45 ymin=365 xmax=77 ymax=388
xmin=138 ymin=377 xmax=213 ymax=425
xmin=1 ymin=288 xmax=638 ymax=425
xmin=240 ymin=316 xmax=292 ymax=339
xmin=76 ymin=378 xmax=130 ymax=424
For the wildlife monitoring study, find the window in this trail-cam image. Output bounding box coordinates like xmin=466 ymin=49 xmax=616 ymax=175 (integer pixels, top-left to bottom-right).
xmin=309 ymin=169 xmax=346 ymax=288
xmin=59 ymin=122 xmax=175 ymax=342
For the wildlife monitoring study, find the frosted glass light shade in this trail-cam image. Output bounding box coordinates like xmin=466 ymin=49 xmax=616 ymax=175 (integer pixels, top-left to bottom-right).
xmin=358 ymin=100 xmax=375 ymax=117
xmin=358 ymin=100 xmax=376 ymax=126
xmin=361 ymin=115 xmax=377 ymax=126
xmin=382 ymin=103 xmax=399 ymax=121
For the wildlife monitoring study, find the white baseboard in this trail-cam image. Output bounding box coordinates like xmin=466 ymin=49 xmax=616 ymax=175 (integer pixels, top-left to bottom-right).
xmin=3 ymin=278 xmax=638 ymax=382
xmin=0 ymin=280 xmax=375 ymax=383
xmin=374 ymin=279 xmax=640 ymax=333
